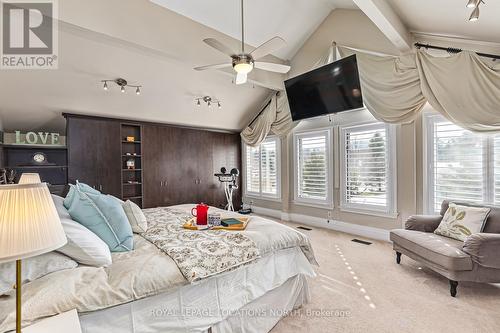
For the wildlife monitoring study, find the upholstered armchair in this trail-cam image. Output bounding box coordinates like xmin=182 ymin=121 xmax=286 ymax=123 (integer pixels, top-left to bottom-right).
xmin=390 ymin=200 xmax=500 ymax=297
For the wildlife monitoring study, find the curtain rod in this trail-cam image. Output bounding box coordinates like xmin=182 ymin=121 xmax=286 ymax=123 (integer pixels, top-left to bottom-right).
xmin=247 ymin=96 xmax=273 ymax=127
xmin=414 ymin=42 xmax=500 ymax=60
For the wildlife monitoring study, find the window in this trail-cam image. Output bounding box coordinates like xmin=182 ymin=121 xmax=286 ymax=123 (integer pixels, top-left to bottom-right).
xmin=294 ymin=129 xmax=332 ymax=206
xmin=425 ymin=114 xmax=493 ymax=212
xmin=341 ymin=123 xmax=396 ymax=214
xmin=244 ymin=136 xmax=280 ymax=199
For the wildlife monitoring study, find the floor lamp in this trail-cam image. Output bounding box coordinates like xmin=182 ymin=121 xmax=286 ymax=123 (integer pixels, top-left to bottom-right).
xmin=0 ymin=183 xmax=67 ymax=332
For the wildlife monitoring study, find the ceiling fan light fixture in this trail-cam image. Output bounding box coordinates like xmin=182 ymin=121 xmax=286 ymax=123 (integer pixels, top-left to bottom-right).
xmin=469 ymin=6 xmax=480 ymax=21
xmin=234 ymin=62 xmax=253 ymax=74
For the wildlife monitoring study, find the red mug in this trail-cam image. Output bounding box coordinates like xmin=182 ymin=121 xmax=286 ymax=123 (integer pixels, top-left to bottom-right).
xmin=191 ymin=203 xmax=209 ymax=225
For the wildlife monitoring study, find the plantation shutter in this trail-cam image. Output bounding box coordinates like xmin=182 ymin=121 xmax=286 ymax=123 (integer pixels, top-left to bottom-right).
xmin=495 ymin=136 xmax=500 ymax=205
xmin=297 ymin=134 xmax=328 ymax=200
xmin=260 ymin=139 xmax=278 ymax=195
xmin=245 ymin=145 xmax=261 ymax=194
xmin=431 ymin=121 xmax=485 ymax=211
xmin=344 ymin=126 xmax=389 ymax=208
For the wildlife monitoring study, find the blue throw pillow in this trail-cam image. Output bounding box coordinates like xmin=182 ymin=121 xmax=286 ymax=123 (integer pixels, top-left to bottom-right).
xmin=64 ymin=181 xmax=100 ymax=209
xmin=65 ymin=187 xmax=133 ymax=252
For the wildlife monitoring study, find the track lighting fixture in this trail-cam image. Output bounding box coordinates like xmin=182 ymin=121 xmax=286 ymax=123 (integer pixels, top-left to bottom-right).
xmin=195 ymin=96 xmax=221 ymax=109
xmin=466 ymin=0 xmax=484 ymax=22
xmin=469 ymin=6 xmax=480 ymax=21
xmin=101 ymin=78 xmax=142 ymax=95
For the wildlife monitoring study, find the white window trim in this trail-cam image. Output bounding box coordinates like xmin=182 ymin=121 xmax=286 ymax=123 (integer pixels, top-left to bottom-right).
xmin=339 ymin=122 xmax=397 ymax=215
xmin=242 ymin=136 xmax=281 ymax=201
xmin=293 ymin=127 xmax=334 ymax=209
xmin=423 ymin=112 xmax=493 ymax=214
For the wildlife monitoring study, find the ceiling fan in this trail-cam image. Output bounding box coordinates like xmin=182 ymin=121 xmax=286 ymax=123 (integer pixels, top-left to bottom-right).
xmin=194 ymin=0 xmax=291 ymax=85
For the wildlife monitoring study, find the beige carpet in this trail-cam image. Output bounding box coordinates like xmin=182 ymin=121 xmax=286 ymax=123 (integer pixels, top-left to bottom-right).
xmin=270 ymin=221 xmax=500 ymax=333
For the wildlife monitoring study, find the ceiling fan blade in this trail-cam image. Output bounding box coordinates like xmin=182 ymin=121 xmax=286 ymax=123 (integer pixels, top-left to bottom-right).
xmin=254 ymin=61 xmax=291 ymax=74
xmin=203 ymin=38 xmax=237 ymax=57
xmin=250 ymin=37 xmax=286 ymax=60
xmin=235 ymin=72 xmax=247 ymax=85
xmin=194 ymin=63 xmax=232 ymax=71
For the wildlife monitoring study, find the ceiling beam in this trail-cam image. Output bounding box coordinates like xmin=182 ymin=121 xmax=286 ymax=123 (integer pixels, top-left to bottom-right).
xmin=352 ymin=0 xmax=411 ymax=53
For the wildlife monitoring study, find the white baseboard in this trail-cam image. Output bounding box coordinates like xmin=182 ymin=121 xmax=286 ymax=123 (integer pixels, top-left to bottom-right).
xmin=251 ymin=206 xmax=390 ymax=242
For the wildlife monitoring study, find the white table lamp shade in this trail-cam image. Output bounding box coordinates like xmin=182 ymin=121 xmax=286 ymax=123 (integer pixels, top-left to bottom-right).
xmin=0 ymin=183 xmax=67 ymax=263
xmin=18 ymin=173 xmax=42 ymax=184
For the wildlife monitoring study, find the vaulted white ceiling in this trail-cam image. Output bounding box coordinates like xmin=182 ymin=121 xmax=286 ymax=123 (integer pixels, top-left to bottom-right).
xmin=150 ymin=0 xmax=358 ymax=60
xmin=387 ymin=0 xmax=500 ymax=43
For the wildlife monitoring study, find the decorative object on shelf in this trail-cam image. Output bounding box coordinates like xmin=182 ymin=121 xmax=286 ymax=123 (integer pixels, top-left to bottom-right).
xmin=18 ymin=173 xmax=42 ymax=184
xmin=101 ymin=78 xmax=142 ymax=95
xmin=0 ymin=183 xmax=67 ymax=333
xmin=126 ymin=136 xmax=136 ymax=142
xmin=214 ymin=167 xmax=240 ymax=211
xmin=0 ymin=169 xmax=7 ymax=185
xmin=466 ymin=0 xmax=484 ymax=22
xmin=126 ymin=159 xmax=135 ymax=170
xmin=14 ymin=130 xmax=61 ymax=146
xmin=5 ymin=169 xmax=16 ymax=184
xmin=195 ymin=96 xmax=222 ymax=109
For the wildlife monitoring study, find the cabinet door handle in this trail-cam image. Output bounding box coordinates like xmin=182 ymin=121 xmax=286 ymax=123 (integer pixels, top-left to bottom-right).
xmin=164 ymin=180 xmax=167 ymax=187
xmin=99 ymin=184 xmax=103 ymax=191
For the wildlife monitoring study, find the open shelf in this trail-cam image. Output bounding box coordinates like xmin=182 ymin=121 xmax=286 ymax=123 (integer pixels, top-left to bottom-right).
xmin=120 ymin=123 xmax=143 ymax=207
xmin=123 ymin=195 xmax=142 ymax=200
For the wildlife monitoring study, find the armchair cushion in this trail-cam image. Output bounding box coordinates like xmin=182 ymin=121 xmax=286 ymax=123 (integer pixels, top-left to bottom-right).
xmin=390 ymin=230 xmax=473 ymax=271
xmin=405 ymin=215 xmax=442 ymax=232
xmin=463 ymin=233 xmax=500 ymax=269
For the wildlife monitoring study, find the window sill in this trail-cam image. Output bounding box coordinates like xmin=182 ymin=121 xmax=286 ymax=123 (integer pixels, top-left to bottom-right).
xmin=292 ymin=200 xmax=334 ymax=210
xmin=244 ymin=193 xmax=282 ymax=203
xmin=339 ymin=206 xmax=399 ymax=219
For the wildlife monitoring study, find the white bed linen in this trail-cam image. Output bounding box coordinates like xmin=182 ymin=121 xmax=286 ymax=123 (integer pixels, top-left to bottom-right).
xmin=79 ymin=246 xmax=314 ymax=333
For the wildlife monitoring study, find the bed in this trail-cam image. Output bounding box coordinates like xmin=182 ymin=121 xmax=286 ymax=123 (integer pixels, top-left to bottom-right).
xmin=0 ymin=204 xmax=317 ymax=333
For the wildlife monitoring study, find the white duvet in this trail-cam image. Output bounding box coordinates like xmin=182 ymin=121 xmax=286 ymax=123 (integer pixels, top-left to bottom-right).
xmin=0 ymin=205 xmax=317 ymax=332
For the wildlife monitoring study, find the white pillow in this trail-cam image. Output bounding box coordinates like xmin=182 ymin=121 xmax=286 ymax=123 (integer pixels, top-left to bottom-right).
xmin=434 ymin=203 xmax=490 ymax=242
xmin=122 ymin=200 xmax=148 ymax=233
xmin=52 ymin=195 xmax=112 ymax=267
xmin=1 ymin=252 xmax=77 ymax=295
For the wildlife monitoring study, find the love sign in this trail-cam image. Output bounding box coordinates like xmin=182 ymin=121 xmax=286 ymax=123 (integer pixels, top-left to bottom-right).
xmin=15 ymin=131 xmax=61 ymax=145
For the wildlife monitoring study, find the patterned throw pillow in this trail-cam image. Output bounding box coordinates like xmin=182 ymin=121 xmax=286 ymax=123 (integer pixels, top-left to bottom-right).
xmin=434 ymin=203 xmax=490 ymax=242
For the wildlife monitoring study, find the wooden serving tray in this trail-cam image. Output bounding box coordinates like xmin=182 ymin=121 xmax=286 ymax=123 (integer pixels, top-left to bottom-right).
xmin=183 ymin=217 xmax=250 ymax=231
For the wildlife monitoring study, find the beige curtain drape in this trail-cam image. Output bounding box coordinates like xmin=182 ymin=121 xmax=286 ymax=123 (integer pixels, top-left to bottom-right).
xmin=416 ymin=50 xmax=500 ymax=132
xmin=240 ymin=45 xmax=337 ymax=147
xmin=338 ymin=45 xmax=500 ymax=132
xmin=338 ymin=46 xmax=426 ymax=124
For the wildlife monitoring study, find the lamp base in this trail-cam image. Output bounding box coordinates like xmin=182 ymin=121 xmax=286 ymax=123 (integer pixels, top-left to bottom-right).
xmin=16 ymin=259 xmax=21 ymax=333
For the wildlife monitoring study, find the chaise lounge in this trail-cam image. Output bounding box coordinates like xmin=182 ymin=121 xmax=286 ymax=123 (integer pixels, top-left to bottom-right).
xmin=390 ymin=200 xmax=500 ymax=297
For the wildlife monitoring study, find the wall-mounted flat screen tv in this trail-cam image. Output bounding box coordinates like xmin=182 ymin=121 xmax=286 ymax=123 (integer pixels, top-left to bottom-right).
xmin=284 ymin=54 xmax=363 ymax=121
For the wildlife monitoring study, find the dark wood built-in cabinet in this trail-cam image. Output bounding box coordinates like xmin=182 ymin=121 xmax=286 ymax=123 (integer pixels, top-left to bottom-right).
xmin=65 ymin=114 xmax=242 ymax=209
xmin=67 ymin=117 xmax=121 ymax=197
